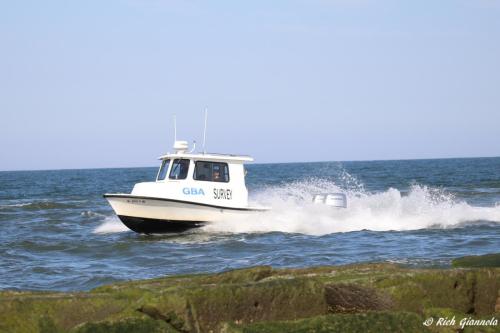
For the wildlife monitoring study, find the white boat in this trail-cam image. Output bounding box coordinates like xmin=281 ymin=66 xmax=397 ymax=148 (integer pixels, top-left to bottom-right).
xmin=104 ymin=140 xmax=269 ymax=233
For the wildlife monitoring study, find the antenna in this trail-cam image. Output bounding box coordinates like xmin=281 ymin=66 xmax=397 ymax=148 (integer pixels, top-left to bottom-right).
xmin=189 ymin=141 xmax=196 ymax=153
xmin=202 ymin=108 xmax=208 ymax=154
xmin=173 ymin=114 xmax=177 ymax=142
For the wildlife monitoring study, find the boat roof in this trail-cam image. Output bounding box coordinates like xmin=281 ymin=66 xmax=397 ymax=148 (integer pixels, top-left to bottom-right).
xmin=158 ymin=152 xmax=254 ymax=162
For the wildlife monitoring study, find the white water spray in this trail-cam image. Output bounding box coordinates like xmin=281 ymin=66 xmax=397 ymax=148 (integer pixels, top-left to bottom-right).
xmin=203 ymin=180 xmax=500 ymax=236
xmin=93 ymin=216 xmax=129 ymax=234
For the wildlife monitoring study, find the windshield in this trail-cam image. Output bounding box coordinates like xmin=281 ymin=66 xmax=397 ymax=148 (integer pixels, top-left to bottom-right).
xmin=169 ymin=159 xmax=190 ymax=180
xmin=157 ymin=159 xmax=170 ymax=181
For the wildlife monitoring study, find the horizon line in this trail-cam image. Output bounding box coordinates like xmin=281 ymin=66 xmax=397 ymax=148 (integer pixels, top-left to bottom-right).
xmin=1 ymin=155 xmax=499 ymax=173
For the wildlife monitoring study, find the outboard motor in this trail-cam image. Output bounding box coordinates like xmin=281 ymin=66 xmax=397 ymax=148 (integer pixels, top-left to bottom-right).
xmin=313 ymin=193 xmax=347 ymax=208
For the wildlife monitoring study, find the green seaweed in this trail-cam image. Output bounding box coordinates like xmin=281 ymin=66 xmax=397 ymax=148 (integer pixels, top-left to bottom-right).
xmin=452 ymin=253 xmax=500 ymax=268
xmin=225 ymin=312 xmax=431 ymax=333
xmin=1 ymin=259 xmax=499 ymax=333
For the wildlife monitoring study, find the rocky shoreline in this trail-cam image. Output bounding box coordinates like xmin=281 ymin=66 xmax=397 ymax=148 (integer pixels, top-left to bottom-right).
xmin=1 ymin=253 xmax=499 ymax=333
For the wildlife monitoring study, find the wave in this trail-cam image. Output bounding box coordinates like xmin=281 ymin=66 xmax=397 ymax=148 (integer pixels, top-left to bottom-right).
xmin=81 ymin=210 xmax=107 ymax=218
xmin=0 ymin=202 xmax=33 ymax=209
xmin=0 ymin=201 xmax=77 ymax=211
xmin=203 ymin=180 xmax=500 ymax=236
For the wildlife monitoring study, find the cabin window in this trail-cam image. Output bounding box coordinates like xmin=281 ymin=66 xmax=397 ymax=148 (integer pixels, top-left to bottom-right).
xmin=157 ymin=159 xmax=170 ymax=181
xmin=169 ymin=159 xmax=190 ymax=180
xmin=194 ymin=161 xmax=229 ymax=182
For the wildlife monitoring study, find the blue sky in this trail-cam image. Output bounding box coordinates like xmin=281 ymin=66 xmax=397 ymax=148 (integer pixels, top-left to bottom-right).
xmin=1 ymin=0 xmax=499 ymax=171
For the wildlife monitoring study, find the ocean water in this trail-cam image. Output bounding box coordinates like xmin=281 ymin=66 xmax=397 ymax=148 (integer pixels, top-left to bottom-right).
xmin=1 ymin=157 xmax=500 ymax=291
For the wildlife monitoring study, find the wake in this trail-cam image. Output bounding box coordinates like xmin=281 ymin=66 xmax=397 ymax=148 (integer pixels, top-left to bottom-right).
xmin=203 ymin=179 xmax=500 ymax=236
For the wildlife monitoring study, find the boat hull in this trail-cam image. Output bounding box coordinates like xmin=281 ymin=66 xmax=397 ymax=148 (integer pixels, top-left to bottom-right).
xmin=104 ymin=194 xmax=267 ymax=234
xmin=118 ymin=215 xmax=204 ymax=233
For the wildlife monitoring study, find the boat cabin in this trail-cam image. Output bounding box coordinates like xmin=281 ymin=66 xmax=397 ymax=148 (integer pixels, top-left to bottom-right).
xmin=130 ymin=141 xmax=253 ymax=208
